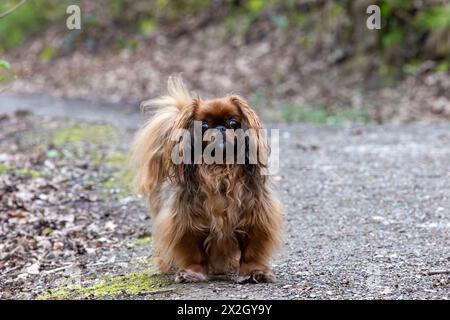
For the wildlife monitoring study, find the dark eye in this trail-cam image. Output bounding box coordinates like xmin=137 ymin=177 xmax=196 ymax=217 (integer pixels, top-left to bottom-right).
xmin=201 ymin=121 xmax=209 ymax=132
xmin=228 ymin=119 xmax=240 ymax=129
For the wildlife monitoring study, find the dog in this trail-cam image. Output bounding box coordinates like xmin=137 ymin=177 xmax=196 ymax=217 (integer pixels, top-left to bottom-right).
xmin=131 ymin=76 xmax=283 ymax=283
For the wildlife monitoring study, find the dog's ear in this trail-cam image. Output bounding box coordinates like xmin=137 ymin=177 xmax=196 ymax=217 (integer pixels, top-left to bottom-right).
xmin=164 ymin=99 xmax=198 ymax=184
xmin=229 ymin=95 xmax=269 ymax=171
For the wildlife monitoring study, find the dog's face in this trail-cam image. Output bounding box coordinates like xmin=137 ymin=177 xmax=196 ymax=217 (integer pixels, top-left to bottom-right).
xmin=195 ymin=98 xmax=242 ymax=132
xmin=194 ymin=98 xmax=243 ymax=154
xmin=165 ymin=95 xmax=269 ymax=183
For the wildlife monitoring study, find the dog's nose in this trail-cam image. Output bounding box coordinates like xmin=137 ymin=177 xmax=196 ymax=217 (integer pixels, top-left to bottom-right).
xmin=216 ymin=125 xmax=226 ymax=133
xmin=215 ymin=125 xmax=227 ymax=143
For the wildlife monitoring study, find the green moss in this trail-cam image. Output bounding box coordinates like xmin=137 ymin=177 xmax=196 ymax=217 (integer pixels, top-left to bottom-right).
xmin=105 ymin=152 xmax=129 ymax=167
xmin=39 ymin=47 xmax=57 ymax=62
xmin=223 ymin=13 xmax=255 ymax=38
xmin=16 ymin=168 xmax=42 ymax=179
xmin=42 ymin=227 xmax=54 ymax=236
xmin=0 ymin=163 xmax=41 ymax=179
xmin=0 ymin=163 xmax=10 ymax=174
xmin=328 ymin=2 xmax=344 ymax=21
xmin=139 ymin=18 xmax=157 ymax=35
xmin=37 ymin=271 xmax=172 ymax=300
xmin=246 ymin=0 xmax=267 ymax=13
xmin=436 ymin=60 xmax=450 ymax=74
xmin=134 ymin=237 xmax=153 ymax=247
xmin=103 ymin=169 xmax=135 ymax=196
xmin=102 ymin=151 xmax=135 ymax=196
xmin=130 ymin=257 xmax=154 ymax=269
xmin=52 ymin=124 xmax=118 ymax=147
xmin=271 ymin=104 xmax=370 ymax=125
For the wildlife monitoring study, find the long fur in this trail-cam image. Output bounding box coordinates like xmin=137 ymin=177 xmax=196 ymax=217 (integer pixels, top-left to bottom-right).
xmin=131 ymin=76 xmax=192 ymax=212
xmin=131 ymin=76 xmax=283 ymax=282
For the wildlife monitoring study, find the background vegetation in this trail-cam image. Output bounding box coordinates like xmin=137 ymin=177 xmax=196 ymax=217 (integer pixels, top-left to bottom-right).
xmin=2 ymin=0 xmax=449 ymax=68
xmin=1 ymin=0 xmax=449 ymax=123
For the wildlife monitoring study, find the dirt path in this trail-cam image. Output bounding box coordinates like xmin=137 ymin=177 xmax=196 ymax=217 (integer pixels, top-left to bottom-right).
xmin=1 ymin=95 xmax=449 ymax=299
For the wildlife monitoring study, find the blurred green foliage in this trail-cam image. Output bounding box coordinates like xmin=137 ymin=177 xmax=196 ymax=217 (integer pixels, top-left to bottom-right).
xmin=0 ymin=60 xmax=11 ymax=70
xmin=39 ymin=46 xmax=57 ymax=62
xmin=0 ymin=0 xmax=448 ymax=72
xmin=379 ymin=1 xmax=450 ymax=59
xmin=279 ymin=104 xmax=370 ymax=125
xmin=417 ymin=4 xmax=450 ymax=31
xmin=0 ymin=58 xmax=14 ymax=83
xmin=0 ymin=0 xmax=75 ymax=52
xmin=246 ymin=0 xmax=268 ymax=13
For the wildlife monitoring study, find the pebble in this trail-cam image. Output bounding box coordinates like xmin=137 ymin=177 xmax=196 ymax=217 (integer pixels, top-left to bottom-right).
xmin=26 ymin=263 xmax=40 ymax=275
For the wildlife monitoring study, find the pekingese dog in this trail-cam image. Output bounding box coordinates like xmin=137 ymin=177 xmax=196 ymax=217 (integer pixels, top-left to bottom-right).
xmin=131 ymin=76 xmax=283 ymax=283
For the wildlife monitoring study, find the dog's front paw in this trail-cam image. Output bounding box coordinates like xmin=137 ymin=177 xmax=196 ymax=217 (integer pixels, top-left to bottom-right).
xmin=237 ymin=269 xmax=275 ymax=284
xmin=175 ymin=269 xmax=208 ymax=283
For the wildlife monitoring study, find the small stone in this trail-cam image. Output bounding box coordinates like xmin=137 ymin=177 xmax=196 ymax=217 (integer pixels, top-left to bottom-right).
xmin=27 ymin=263 xmax=40 ymax=275
xmin=38 ymin=194 xmax=49 ymax=201
xmin=16 ymin=191 xmax=34 ymax=202
xmin=105 ymin=221 xmax=117 ymax=231
xmin=53 ymin=241 xmax=64 ymax=250
xmin=17 ymin=273 xmax=28 ymax=280
xmin=380 ymin=287 xmax=393 ymax=295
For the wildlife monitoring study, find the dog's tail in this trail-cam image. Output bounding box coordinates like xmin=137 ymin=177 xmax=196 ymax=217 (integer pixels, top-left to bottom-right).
xmin=131 ymin=76 xmax=192 ymax=209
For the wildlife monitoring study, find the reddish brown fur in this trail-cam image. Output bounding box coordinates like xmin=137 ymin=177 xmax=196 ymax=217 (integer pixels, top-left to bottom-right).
xmin=131 ymin=77 xmax=283 ymax=283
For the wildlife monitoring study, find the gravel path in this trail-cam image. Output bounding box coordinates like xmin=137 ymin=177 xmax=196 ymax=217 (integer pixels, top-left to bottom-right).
xmin=166 ymin=123 xmax=450 ymax=300
xmin=1 ymin=95 xmax=449 ymax=299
